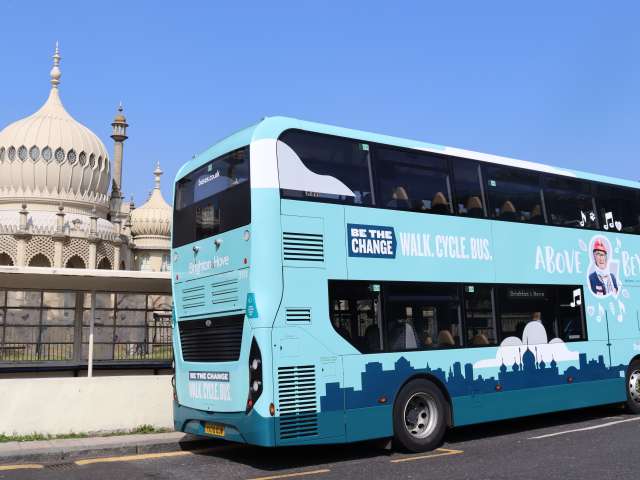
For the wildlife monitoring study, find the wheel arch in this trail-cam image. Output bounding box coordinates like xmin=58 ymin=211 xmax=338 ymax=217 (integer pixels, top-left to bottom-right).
xmin=395 ymin=373 xmax=454 ymax=427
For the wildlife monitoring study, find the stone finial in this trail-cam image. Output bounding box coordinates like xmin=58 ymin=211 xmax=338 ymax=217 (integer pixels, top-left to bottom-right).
xmin=56 ymin=202 xmax=65 ymax=233
xmin=50 ymin=41 xmax=61 ymax=89
xmin=154 ymin=161 xmax=163 ymax=190
xmin=89 ymin=206 xmax=98 ymax=236
xmin=19 ymin=203 xmax=28 ymax=231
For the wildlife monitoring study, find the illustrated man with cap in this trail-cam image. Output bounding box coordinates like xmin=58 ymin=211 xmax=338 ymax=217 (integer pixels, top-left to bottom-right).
xmin=589 ymin=238 xmax=618 ymax=296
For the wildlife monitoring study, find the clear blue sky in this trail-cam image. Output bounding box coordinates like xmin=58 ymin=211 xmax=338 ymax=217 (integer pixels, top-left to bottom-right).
xmin=1 ymin=1 xmax=639 ymax=205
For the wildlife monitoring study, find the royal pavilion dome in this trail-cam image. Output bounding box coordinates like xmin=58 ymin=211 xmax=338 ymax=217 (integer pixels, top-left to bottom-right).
xmin=130 ymin=163 xmax=172 ymax=244
xmin=0 ymin=44 xmax=111 ymax=215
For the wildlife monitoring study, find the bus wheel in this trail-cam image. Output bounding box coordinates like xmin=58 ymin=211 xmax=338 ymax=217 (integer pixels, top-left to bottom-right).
xmin=393 ymin=379 xmax=447 ymax=452
xmin=626 ymin=360 xmax=640 ymax=414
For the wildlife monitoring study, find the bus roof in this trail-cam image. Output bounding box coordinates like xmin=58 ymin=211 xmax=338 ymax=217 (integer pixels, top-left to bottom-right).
xmin=176 ymin=116 xmax=639 ymax=190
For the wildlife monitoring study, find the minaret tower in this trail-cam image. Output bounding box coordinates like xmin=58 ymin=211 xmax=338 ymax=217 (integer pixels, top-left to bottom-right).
xmin=110 ymin=102 xmax=128 ymax=193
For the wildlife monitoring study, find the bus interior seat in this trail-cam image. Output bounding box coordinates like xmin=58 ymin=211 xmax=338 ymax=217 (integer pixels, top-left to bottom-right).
xmin=389 ymin=321 xmax=419 ymax=350
xmin=472 ymin=333 xmax=490 ymax=346
xmin=530 ymin=204 xmax=544 ymax=224
xmin=437 ymin=329 xmax=456 ymax=346
xmin=499 ymin=200 xmax=518 ymax=221
xmin=364 ymin=324 xmax=381 ymax=351
xmin=388 ymin=186 xmax=411 ymax=209
xmin=466 ymin=196 xmax=484 ymax=217
xmin=431 ymin=192 xmax=449 ymax=214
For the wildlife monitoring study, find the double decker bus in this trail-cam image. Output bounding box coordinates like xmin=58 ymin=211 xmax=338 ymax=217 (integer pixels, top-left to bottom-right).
xmin=171 ymin=117 xmax=640 ymax=452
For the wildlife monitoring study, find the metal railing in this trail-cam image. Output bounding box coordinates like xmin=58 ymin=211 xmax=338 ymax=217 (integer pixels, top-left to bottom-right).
xmin=0 ymin=290 xmax=173 ymax=365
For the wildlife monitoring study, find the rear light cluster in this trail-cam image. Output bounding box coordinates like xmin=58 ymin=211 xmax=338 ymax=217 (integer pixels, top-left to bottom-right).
xmin=246 ymin=338 xmax=263 ymax=413
xmin=171 ymin=360 xmax=178 ymax=402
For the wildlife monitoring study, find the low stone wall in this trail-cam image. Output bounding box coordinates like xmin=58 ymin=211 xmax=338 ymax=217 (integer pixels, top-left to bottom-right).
xmin=0 ymin=375 xmax=173 ymax=435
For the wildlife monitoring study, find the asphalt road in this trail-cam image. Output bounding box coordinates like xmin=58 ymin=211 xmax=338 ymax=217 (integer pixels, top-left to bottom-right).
xmin=2 ymin=404 xmax=639 ymax=480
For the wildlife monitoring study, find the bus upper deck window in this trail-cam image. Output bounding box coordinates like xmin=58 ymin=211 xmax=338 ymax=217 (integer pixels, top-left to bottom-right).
xmin=374 ymin=147 xmax=452 ymax=214
xmin=278 ymin=130 xmax=374 ymax=206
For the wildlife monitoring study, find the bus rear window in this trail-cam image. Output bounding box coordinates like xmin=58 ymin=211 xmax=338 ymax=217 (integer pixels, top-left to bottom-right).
xmin=173 ymin=147 xmax=250 ymax=247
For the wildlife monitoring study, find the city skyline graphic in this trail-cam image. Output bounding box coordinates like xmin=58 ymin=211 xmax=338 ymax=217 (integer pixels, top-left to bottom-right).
xmin=320 ymin=351 xmax=627 ymax=411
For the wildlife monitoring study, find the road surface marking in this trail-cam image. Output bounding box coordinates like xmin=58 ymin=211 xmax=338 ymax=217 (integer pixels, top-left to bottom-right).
xmin=391 ymin=447 xmax=464 ymax=463
xmin=247 ymin=469 xmax=331 ymax=480
xmin=529 ymin=416 xmax=640 ymax=440
xmin=0 ymin=464 xmax=44 ymax=471
xmin=75 ymin=450 xmax=193 ymax=465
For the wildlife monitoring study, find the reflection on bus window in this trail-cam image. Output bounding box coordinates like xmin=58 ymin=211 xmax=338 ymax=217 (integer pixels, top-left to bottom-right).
xmin=329 ymin=282 xmax=382 ymax=353
xmin=595 ymin=185 xmax=640 ymax=234
xmin=375 ymin=147 xmax=451 ymax=214
xmin=453 ymin=159 xmax=485 ymax=217
xmin=484 ymin=166 xmax=544 ymax=224
xmin=385 ymin=283 xmax=461 ymax=350
xmin=543 ymin=177 xmax=597 ymax=228
xmin=464 ymin=285 xmax=497 ymax=346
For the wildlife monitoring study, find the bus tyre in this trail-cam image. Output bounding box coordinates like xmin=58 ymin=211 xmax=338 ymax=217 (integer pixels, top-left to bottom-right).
xmin=626 ymin=360 xmax=640 ymax=414
xmin=393 ymin=379 xmax=447 ymax=453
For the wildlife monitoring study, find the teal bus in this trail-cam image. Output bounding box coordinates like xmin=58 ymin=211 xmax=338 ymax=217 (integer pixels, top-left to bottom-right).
xmin=171 ymin=117 xmax=640 ymax=452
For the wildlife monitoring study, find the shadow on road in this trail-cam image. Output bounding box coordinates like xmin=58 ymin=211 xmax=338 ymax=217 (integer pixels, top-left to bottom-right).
xmin=191 ymin=403 xmax=627 ymax=472
xmin=445 ymin=403 xmax=626 ymax=444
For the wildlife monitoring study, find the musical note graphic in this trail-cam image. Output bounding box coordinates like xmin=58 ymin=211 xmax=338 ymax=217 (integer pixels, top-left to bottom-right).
xmin=603 ymin=211 xmax=614 ymax=230
xmin=579 ymin=210 xmax=586 ymax=227
xmin=570 ymin=288 xmax=582 ymax=308
xmin=622 ymin=288 xmax=630 ymax=299
xmin=589 ymin=211 xmax=596 ymax=222
xmin=609 ymin=301 xmax=616 ymax=314
xmin=618 ymin=300 xmax=626 ymax=315
xmin=587 ymin=305 xmax=595 ymax=316
xmin=596 ymin=304 xmax=605 ymax=322
xmin=578 ymin=239 xmax=587 ymax=251
xmin=615 ymin=238 xmax=622 ymax=253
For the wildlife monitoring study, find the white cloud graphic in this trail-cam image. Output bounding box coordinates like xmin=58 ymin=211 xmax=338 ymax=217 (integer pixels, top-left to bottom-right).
xmin=474 ymin=321 xmax=579 ymax=369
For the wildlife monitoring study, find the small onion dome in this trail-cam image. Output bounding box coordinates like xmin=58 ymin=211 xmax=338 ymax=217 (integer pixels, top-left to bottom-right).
xmin=113 ymin=104 xmax=127 ymax=123
xmin=130 ymin=162 xmax=171 ymax=238
xmin=0 ymin=43 xmax=110 ymax=211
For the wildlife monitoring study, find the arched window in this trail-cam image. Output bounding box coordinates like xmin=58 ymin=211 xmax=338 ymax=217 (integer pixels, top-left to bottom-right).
xmin=97 ymin=258 xmax=112 ymax=270
xmin=0 ymin=253 xmax=14 ymax=266
xmin=65 ymin=255 xmax=86 ymax=269
xmin=28 ymin=253 xmax=52 ymax=267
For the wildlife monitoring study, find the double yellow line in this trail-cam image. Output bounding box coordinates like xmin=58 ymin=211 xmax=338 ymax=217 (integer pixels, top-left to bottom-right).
xmin=0 ymin=446 xmax=463 ymax=476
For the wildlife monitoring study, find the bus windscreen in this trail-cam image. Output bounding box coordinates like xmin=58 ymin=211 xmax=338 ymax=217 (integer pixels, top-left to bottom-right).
xmin=173 ymin=147 xmax=250 ymax=247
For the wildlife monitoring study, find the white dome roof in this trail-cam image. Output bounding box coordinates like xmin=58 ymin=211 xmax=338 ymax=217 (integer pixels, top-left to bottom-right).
xmin=0 ymin=44 xmax=111 ymax=213
xmin=130 ymin=163 xmax=172 ymax=239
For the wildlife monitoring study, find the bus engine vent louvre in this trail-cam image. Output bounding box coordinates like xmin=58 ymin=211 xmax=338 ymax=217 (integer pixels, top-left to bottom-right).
xmin=285 ymin=308 xmax=311 ymax=324
xmin=282 ymin=232 xmax=324 ymax=263
xmin=277 ymin=365 xmax=318 ymax=440
xmin=181 ymin=285 xmax=206 ymax=311
xmin=178 ymin=315 xmax=243 ymax=362
xmin=210 ymin=278 xmax=239 ymax=306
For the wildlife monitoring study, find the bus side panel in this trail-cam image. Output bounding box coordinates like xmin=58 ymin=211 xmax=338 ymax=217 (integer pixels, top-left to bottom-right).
xmin=272 ymin=325 xmax=347 ymax=445
xmin=453 ymin=378 xmax=626 ymax=426
xmin=271 ymin=203 xmax=353 ymax=445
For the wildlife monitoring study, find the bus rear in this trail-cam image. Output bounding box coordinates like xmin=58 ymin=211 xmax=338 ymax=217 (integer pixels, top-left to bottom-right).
xmin=171 ymin=129 xmax=282 ymax=446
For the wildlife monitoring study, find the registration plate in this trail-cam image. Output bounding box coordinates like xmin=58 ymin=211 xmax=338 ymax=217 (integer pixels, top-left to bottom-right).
xmin=204 ymin=423 xmax=224 ymax=437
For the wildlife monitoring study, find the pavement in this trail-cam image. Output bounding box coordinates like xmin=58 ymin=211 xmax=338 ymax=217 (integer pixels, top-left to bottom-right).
xmin=1 ymin=404 xmax=639 ymax=479
xmin=0 ymin=432 xmax=219 ymax=465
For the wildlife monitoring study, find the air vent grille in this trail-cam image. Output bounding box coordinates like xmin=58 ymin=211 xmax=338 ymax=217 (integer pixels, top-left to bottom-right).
xmin=285 ymin=308 xmax=311 ymax=324
xmin=181 ymin=285 xmax=205 ymax=311
xmin=178 ymin=315 xmax=243 ymax=362
xmin=211 ymin=279 xmax=239 ymax=305
xmin=277 ymin=365 xmax=318 ymax=440
xmin=283 ymin=232 xmax=324 ymax=262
